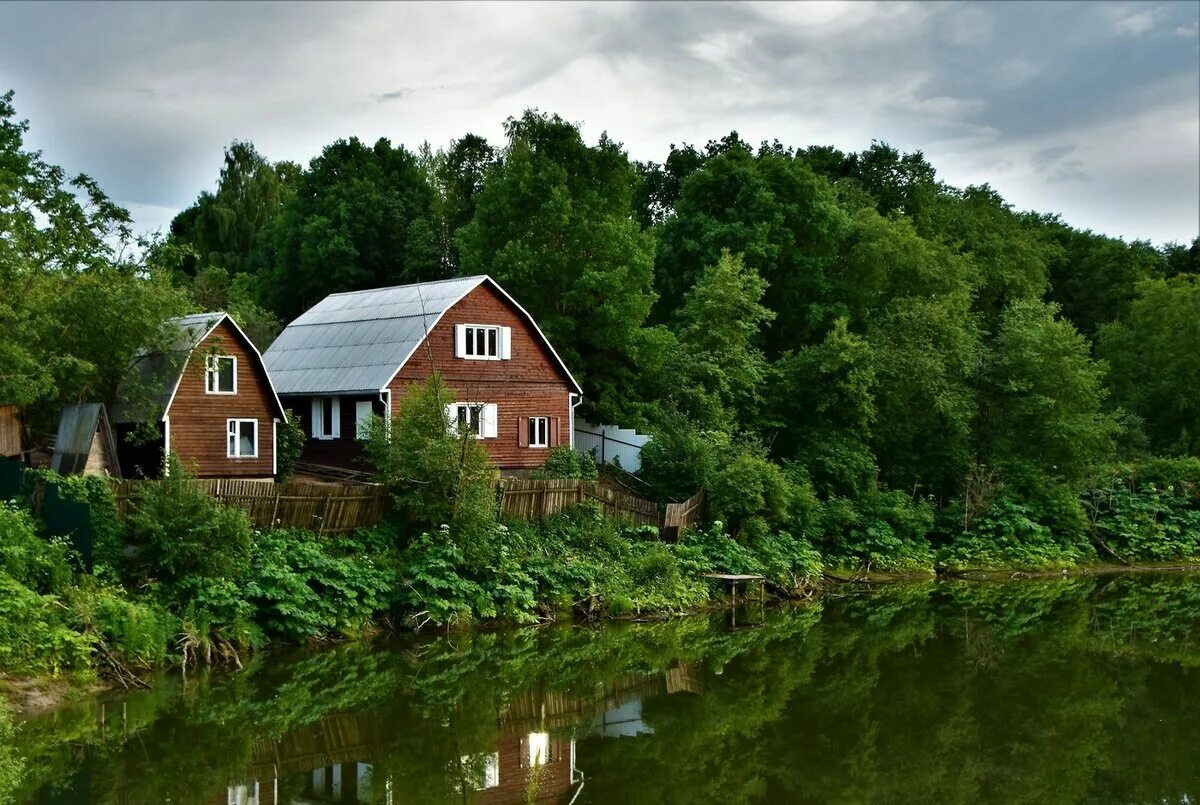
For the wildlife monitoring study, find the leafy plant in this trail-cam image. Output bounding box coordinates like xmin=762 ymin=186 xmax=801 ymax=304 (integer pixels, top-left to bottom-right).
xmin=529 ymin=446 xmax=598 ymax=481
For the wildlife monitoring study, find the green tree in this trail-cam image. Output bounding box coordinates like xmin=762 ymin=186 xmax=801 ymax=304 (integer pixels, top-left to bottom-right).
xmin=670 ymin=251 xmax=775 ymax=430
xmin=170 ymin=141 xmax=299 ymax=277
xmin=1098 ymin=274 xmax=1200 ymax=455
xmin=257 ymin=137 xmax=443 ymax=320
xmin=364 ymin=372 xmax=497 ymax=536
xmin=979 ymin=299 xmax=1120 ymax=488
xmin=457 ymin=111 xmax=656 ymax=420
xmin=0 ymin=91 xmax=189 ymax=432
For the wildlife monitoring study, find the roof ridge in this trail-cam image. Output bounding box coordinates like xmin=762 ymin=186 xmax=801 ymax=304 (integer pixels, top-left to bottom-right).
xmin=322 ymin=275 xmax=488 ymax=298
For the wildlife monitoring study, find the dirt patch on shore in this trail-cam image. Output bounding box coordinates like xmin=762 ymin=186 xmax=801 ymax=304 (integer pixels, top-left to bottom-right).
xmin=1 ymin=675 xmax=102 ymax=714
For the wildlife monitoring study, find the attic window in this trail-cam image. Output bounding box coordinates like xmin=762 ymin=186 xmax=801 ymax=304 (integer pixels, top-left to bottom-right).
xmin=206 ymin=355 xmax=237 ymax=394
xmin=455 ymin=324 xmax=511 ymax=360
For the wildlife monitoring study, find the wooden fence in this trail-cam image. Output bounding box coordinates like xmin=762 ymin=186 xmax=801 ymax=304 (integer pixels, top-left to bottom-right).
xmin=498 ymin=478 xmax=661 ymax=527
xmin=107 ymin=477 xmax=699 ymax=537
xmin=662 ymin=489 xmax=706 ymax=541
xmin=110 ymin=478 xmax=390 ymax=534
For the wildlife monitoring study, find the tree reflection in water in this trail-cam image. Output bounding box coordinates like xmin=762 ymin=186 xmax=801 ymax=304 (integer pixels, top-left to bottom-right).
xmin=11 ymin=574 xmax=1199 ymax=804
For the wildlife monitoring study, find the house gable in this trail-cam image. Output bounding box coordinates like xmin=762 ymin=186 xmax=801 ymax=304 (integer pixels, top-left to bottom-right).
xmin=162 ymin=318 xmax=283 ymax=477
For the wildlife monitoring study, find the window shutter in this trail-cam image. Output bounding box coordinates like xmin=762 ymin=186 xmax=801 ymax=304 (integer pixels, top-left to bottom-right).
xmin=310 ymin=398 xmax=321 ymax=438
xmin=518 ymin=416 xmax=529 ymax=447
xmin=445 ymin=404 xmax=457 ymax=434
xmin=500 ymin=327 xmax=512 ymax=360
xmin=551 ymin=416 xmax=561 ymax=447
xmin=330 ymin=397 xmax=341 ymax=439
xmin=482 ymin=404 xmax=499 ymax=438
xmin=454 ymin=324 xmax=467 ymax=358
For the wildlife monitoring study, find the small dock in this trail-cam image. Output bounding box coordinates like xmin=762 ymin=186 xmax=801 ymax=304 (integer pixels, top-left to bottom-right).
xmin=703 ymin=574 xmax=767 ymax=628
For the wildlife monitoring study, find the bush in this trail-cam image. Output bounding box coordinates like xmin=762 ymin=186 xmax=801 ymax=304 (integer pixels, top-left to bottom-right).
xmin=0 ymin=572 xmax=93 ymax=676
xmin=0 ymin=502 xmax=74 ymax=594
xmin=938 ymin=499 xmax=1095 ymax=571
xmin=65 ymin=582 xmax=179 ymax=669
xmin=276 ymin=411 xmax=307 ymax=480
xmin=638 ymin=413 xmax=729 ymax=502
xmin=1089 ymin=478 xmax=1200 ymax=563
xmin=364 ymin=372 xmax=498 ymax=537
xmin=817 ymin=490 xmax=936 ymax=573
xmin=530 ymin=446 xmax=598 ymax=480
xmin=28 ymin=471 xmax=124 ymax=572
xmin=245 ymin=529 xmax=394 ymax=640
xmin=708 ymin=448 xmax=794 ymax=538
xmin=127 ymin=460 xmax=253 ymax=585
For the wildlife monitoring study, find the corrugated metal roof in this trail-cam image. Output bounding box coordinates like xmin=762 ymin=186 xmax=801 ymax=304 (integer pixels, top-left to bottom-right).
xmin=51 ymin=403 xmax=119 ymax=476
xmin=112 ymin=312 xmax=227 ymax=422
xmin=264 ymin=276 xmax=490 ymax=395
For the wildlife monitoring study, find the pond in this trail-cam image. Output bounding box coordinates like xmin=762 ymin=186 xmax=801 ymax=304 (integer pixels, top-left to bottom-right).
xmin=11 ymin=573 xmax=1199 ymax=804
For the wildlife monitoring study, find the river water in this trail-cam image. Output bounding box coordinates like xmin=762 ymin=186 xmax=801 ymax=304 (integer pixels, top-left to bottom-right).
xmin=12 ymin=573 xmax=1199 ymax=804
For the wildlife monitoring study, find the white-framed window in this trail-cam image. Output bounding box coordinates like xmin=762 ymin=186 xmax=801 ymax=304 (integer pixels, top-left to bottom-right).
xmin=528 ymin=416 xmax=549 ymax=448
xmin=227 ymin=419 xmax=258 ymax=458
xmin=206 ymin=355 xmax=237 ymax=394
xmin=454 ymin=324 xmax=511 ymax=360
xmin=355 ymin=400 xmax=374 ymax=440
xmin=311 ymin=397 xmax=340 ymax=440
xmin=526 ymin=732 xmax=551 ymax=768
xmin=446 ymin=402 xmax=497 ymax=439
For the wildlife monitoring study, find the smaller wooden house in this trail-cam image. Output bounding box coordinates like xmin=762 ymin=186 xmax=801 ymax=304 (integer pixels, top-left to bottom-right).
xmin=113 ymin=312 xmax=287 ymax=479
xmin=51 ymin=403 xmax=120 ymax=477
xmin=0 ymin=403 xmax=21 ymax=458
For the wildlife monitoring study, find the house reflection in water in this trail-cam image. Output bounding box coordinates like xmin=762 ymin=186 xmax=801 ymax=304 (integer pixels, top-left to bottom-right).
xmin=216 ymin=661 xmax=703 ymax=804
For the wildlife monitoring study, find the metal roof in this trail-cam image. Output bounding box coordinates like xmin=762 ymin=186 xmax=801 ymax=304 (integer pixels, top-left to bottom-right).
xmin=51 ymin=403 xmax=120 ymax=476
xmin=114 ymin=312 xmax=287 ymax=423
xmin=264 ymin=275 xmax=581 ymax=396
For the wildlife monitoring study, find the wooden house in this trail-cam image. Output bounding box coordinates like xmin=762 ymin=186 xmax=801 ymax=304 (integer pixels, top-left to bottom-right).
xmin=0 ymin=403 xmax=21 ymax=458
xmin=113 ymin=312 xmax=287 ymax=478
xmin=263 ymin=276 xmax=583 ymax=472
xmin=51 ymin=403 xmax=121 ymax=477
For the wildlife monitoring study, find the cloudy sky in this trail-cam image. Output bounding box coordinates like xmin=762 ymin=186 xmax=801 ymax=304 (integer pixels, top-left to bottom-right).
xmin=2 ymin=1 xmax=1197 ymax=244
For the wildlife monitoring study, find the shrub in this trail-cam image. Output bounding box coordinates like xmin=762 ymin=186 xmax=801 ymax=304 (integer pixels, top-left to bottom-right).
xmin=0 ymin=501 xmax=74 ymax=594
xmin=364 ymin=372 xmax=498 ymax=537
xmin=65 ymin=582 xmax=179 ymax=669
xmin=938 ymin=499 xmax=1095 ymax=571
xmin=638 ymin=413 xmax=729 ymax=502
xmin=817 ymin=490 xmax=936 ymax=573
xmin=530 ymin=446 xmax=598 ymax=481
xmin=276 ymin=411 xmax=307 ymax=480
xmin=245 ymin=529 xmax=394 ymax=641
xmin=0 ymin=572 xmax=93 ymax=676
xmin=28 ymin=471 xmax=124 ymax=572
xmin=708 ymin=448 xmax=793 ymax=538
xmin=126 ymin=459 xmax=253 ymax=585
xmin=1089 ymin=479 xmax=1200 ymax=563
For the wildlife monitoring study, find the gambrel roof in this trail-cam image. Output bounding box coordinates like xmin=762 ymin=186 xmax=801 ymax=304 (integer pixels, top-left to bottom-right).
xmin=113 ymin=312 xmax=286 ymax=423
xmin=262 ymin=275 xmax=582 ymax=396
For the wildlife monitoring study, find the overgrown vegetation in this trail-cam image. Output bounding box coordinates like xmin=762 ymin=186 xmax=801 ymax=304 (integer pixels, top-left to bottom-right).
xmin=1 ymin=88 xmax=1198 ymax=690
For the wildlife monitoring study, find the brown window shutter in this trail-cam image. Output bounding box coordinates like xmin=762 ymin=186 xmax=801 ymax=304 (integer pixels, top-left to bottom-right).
xmin=518 ymin=416 xmax=529 ymax=447
xmin=551 ymin=417 xmax=561 ymax=447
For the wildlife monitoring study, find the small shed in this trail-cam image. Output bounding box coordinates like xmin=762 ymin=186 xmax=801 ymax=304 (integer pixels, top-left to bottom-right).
xmin=51 ymin=403 xmax=121 ymax=477
xmin=0 ymin=403 xmax=21 ymax=458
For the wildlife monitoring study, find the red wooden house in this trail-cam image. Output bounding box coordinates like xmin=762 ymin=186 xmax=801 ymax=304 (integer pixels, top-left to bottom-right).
xmin=113 ymin=312 xmax=287 ymax=478
xmin=263 ymin=276 xmax=583 ymax=473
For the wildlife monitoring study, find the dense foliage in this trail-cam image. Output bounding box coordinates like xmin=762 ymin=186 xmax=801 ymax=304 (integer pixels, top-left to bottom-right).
xmin=1 ymin=85 xmax=1197 ymax=629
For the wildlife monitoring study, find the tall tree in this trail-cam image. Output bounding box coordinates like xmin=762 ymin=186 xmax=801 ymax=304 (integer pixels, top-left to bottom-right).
xmin=0 ymin=91 xmax=188 ymax=431
xmin=170 ymin=141 xmax=299 ymax=277
xmin=257 ymin=137 xmax=443 ymax=320
xmin=456 ymin=111 xmax=656 ymax=419
xmin=1099 ymin=275 xmax=1200 ymax=456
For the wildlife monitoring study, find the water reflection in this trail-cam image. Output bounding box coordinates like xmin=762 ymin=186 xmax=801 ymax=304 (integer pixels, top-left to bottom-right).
xmin=12 ymin=574 xmax=1199 ymax=804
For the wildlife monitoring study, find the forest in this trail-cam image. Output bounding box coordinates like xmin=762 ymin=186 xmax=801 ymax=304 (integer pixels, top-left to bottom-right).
xmin=2 ymin=87 xmax=1199 ymax=578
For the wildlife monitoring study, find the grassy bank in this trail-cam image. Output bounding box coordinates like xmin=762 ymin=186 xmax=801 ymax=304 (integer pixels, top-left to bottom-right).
xmin=1 ymin=452 xmax=1198 ymax=702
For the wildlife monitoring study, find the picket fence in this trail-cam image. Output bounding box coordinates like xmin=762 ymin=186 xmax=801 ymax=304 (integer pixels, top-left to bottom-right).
xmin=110 ymin=478 xmax=390 ymax=534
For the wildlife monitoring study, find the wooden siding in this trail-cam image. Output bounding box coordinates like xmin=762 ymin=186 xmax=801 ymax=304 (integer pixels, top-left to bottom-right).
xmin=285 ymin=394 xmax=383 ymax=471
xmin=0 ymin=404 xmax=21 ymax=457
xmin=165 ymin=319 xmax=279 ymax=477
xmin=390 ymin=282 xmax=575 ymax=470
